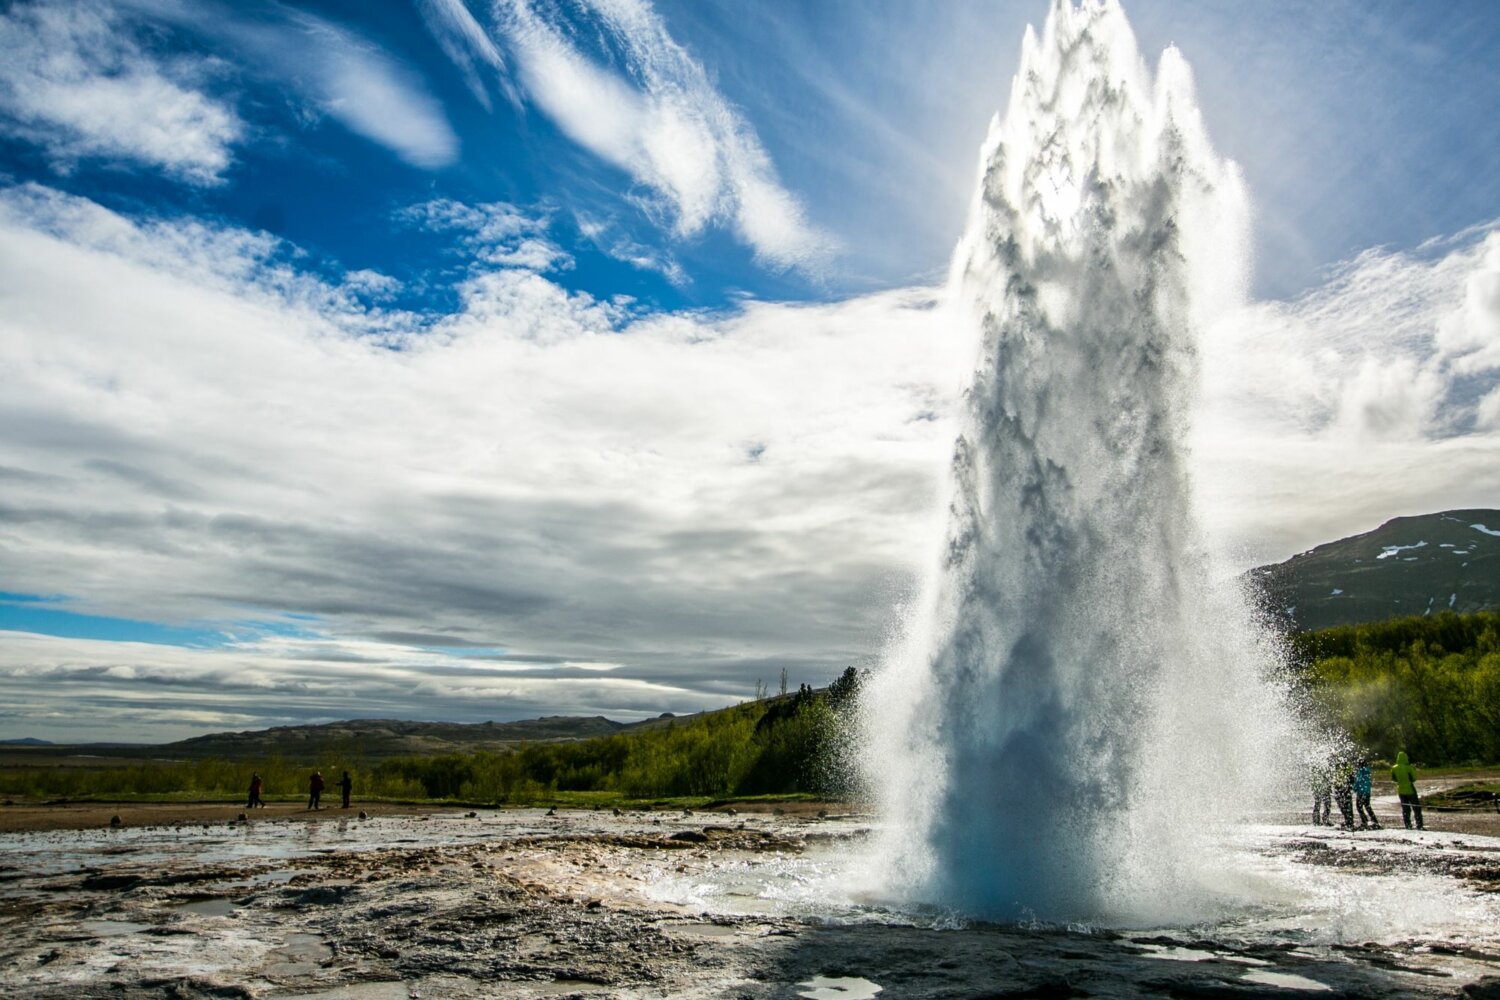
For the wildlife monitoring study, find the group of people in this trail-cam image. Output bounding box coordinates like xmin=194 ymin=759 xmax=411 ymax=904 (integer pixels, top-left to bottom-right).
xmin=243 ymin=770 xmax=354 ymax=810
xmin=1311 ymin=751 xmax=1424 ymax=831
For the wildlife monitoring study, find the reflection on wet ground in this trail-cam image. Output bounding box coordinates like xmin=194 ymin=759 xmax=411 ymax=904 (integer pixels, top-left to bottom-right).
xmin=1 ymin=808 xmax=1498 ymax=998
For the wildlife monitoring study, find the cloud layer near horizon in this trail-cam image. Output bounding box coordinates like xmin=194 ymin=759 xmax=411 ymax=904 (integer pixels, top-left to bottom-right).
xmin=2 ymin=177 xmax=1498 ymax=740
xmin=0 ymin=182 xmax=958 ymax=740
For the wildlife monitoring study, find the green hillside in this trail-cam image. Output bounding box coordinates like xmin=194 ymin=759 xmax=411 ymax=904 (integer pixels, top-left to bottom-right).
xmin=0 ymin=673 xmax=865 ymax=805
xmin=1249 ymin=509 xmax=1500 ymax=632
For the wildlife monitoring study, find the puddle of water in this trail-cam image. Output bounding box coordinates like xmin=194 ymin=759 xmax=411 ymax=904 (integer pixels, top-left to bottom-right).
xmin=665 ymin=921 xmax=741 ymax=938
xmin=797 ymin=976 xmax=883 ymax=1000
xmin=264 ymin=931 xmax=332 ymax=978
xmin=280 ymin=983 xmax=410 ymax=999
xmin=176 ymin=897 xmax=236 ymax=917
xmin=78 ymin=919 xmax=149 ymax=937
xmin=1241 ymin=970 xmax=1333 ymax=992
xmin=1130 ymin=942 xmax=1217 ymax=962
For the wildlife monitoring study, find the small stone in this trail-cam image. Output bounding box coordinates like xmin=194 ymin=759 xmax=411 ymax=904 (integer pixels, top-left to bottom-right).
xmin=358 ymin=810 xmax=369 ymax=819
xmin=108 ymin=815 xmax=122 ymax=828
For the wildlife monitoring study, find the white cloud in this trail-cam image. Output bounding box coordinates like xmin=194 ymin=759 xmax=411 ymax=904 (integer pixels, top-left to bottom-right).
xmin=0 ymin=183 xmax=958 ymax=737
xmin=1194 ymin=223 xmax=1500 ymax=563
xmin=2 ymin=180 xmax=1496 ymax=738
xmin=0 ymin=1 xmax=242 ymax=185
xmin=414 ymin=0 xmax=517 ymax=112
xmin=396 ymin=197 xmax=572 ymax=271
xmin=0 ymin=630 xmax=706 ymax=742
xmin=287 ymin=9 xmax=460 ymax=170
xmin=117 ymin=0 xmax=460 ymax=170
xmin=496 ymin=0 xmax=832 ymax=272
xmin=574 ymin=212 xmax=687 ymax=286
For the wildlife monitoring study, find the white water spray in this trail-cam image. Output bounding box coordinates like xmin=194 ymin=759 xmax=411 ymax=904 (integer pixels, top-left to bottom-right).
xmin=863 ymin=0 xmax=1306 ymax=924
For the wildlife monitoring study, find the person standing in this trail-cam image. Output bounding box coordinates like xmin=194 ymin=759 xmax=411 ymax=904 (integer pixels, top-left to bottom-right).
xmin=1310 ymin=764 xmax=1332 ymax=826
xmin=338 ymin=770 xmax=353 ymax=809
xmin=1353 ymin=758 xmax=1379 ymax=829
xmin=308 ymin=771 xmax=325 ymax=811
xmin=247 ymin=772 xmax=264 ymax=809
xmin=1332 ymin=758 xmax=1356 ymax=831
xmin=1391 ymin=751 xmax=1424 ymax=830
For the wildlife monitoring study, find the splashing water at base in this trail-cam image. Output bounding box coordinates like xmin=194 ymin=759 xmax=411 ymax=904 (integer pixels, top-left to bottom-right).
xmin=856 ymin=0 xmax=1314 ymax=924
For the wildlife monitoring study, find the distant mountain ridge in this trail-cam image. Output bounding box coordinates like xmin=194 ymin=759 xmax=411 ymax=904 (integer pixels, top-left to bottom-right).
xmin=156 ymin=715 xmax=649 ymax=759
xmin=1248 ymin=509 xmax=1500 ymax=632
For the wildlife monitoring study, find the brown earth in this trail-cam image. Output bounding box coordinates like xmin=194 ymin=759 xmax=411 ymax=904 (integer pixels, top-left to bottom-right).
xmin=0 ymin=798 xmax=849 ymax=834
xmin=0 ymin=800 xmax=479 ymax=833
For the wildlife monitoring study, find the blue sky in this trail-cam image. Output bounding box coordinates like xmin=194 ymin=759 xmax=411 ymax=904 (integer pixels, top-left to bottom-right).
xmin=6 ymin=0 xmax=1498 ymax=308
xmin=1 ymin=0 xmax=1498 ymax=742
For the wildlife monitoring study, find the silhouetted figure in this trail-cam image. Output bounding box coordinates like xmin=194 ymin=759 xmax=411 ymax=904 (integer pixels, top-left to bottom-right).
xmin=246 ymin=772 xmax=264 ymax=809
xmin=1310 ymin=765 xmax=1332 ymax=826
xmin=1392 ymin=751 xmax=1424 ymax=830
xmin=1353 ymin=759 xmax=1379 ymax=829
xmin=338 ymin=771 xmax=352 ymax=809
xmin=308 ymin=771 xmax=325 ymax=811
xmin=1333 ymin=758 xmax=1356 ymax=831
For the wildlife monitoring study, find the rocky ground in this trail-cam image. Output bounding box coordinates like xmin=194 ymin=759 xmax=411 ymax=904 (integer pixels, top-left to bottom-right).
xmin=2 ymin=806 xmax=1499 ymax=999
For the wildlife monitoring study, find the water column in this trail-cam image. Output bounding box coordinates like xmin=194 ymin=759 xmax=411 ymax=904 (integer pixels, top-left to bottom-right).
xmin=863 ymin=0 xmax=1299 ymax=923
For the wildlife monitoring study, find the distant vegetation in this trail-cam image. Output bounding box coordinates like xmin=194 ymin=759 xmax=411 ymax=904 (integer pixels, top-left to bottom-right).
xmin=6 ymin=611 xmax=1495 ymax=807
xmin=1291 ymin=611 xmax=1500 ymax=766
xmin=0 ymin=668 xmax=865 ymax=805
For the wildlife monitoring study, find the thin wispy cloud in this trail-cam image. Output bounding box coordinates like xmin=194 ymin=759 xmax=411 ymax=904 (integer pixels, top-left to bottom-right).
xmin=494 ymin=0 xmax=833 ymax=272
xmin=120 ymin=0 xmax=461 ymax=170
xmin=0 ymin=0 xmax=242 ymax=185
xmin=396 ymin=197 xmax=572 ymax=272
xmin=574 ymin=212 xmax=687 ymax=287
xmin=289 ymin=11 xmax=460 ymax=170
xmin=414 ymin=0 xmax=517 ymax=112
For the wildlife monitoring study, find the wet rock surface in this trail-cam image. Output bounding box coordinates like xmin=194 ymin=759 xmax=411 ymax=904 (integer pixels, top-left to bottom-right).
xmin=1 ymin=810 xmax=1498 ymax=998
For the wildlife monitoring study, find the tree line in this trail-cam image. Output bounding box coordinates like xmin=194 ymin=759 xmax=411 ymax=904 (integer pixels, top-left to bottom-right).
xmin=0 ymin=668 xmax=865 ymax=804
xmin=1290 ymin=610 xmax=1500 ymax=765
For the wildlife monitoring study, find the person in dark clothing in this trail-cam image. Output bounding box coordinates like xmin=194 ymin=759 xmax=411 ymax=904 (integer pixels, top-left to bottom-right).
xmin=247 ymin=772 xmax=264 ymax=809
xmin=1332 ymin=759 xmax=1356 ymax=831
xmin=1353 ymin=758 xmax=1379 ymax=829
xmin=308 ymin=771 xmax=325 ymax=810
xmin=338 ymin=771 xmax=352 ymax=809
xmin=1392 ymin=751 xmax=1424 ymax=830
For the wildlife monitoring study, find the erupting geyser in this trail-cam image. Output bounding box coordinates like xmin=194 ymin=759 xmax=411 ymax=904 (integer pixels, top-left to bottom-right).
xmin=863 ymin=0 xmax=1303 ymax=923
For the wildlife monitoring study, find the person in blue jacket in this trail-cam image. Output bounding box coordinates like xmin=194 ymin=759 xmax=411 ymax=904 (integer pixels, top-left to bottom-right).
xmin=1353 ymin=758 xmax=1379 ymax=829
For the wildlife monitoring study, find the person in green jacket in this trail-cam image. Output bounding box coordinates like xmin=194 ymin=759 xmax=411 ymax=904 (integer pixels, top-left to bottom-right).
xmin=1392 ymin=751 xmax=1424 ymax=830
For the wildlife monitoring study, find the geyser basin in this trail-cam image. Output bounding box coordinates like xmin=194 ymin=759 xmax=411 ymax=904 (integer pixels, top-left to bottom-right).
xmin=861 ymin=0 xmax=1305 ymax=923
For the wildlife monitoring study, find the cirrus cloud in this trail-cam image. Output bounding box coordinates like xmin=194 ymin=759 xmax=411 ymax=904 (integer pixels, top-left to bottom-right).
xmin=0 ymin=0 xmax=243 ymax=185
